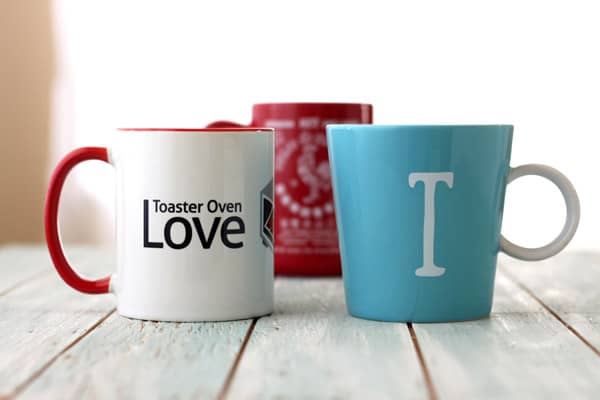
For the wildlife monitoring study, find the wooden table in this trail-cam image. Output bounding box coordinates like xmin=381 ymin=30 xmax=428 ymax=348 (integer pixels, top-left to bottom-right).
xmin=1 ymin=245 xmax=599 ymax=399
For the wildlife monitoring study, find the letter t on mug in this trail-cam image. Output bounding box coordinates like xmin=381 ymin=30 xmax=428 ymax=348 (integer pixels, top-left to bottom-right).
xmin=44 ymin=128 xmax=275 ymax=322
xmin=408 ymin=172 xmax=454 ymax=277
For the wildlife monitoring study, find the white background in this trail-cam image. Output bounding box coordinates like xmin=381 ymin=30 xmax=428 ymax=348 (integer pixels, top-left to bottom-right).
xmin=52 ymin=0 xmax=599 ymax=250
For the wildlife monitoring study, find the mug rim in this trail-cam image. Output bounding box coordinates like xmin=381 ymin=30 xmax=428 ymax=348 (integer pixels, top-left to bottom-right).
xmin=117 ymin=127 xmax=273 ymax=133
xmin=327 ymin=124 xmax=513 ymax=129
xmin=253 ymin=102 xmax=372 ymax=107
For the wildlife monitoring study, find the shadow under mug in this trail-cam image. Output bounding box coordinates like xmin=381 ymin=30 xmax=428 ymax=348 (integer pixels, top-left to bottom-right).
xmin=327 ymin=125 xmax=580 ymax=323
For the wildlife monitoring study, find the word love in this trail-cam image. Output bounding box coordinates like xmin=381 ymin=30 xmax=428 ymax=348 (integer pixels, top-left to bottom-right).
xmin=143 ymin=199 xmax=246 ymax=250
xmin=409 ymin=172 xmax=454 ymax=278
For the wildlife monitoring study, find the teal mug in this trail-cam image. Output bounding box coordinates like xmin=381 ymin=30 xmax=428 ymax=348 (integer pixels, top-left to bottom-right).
xmin=327 ymin=125 xmax=580 ymax=322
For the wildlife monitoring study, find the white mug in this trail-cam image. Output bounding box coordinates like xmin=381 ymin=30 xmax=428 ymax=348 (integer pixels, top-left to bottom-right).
xmin=45 ymin=128 xmax=275 ymax=322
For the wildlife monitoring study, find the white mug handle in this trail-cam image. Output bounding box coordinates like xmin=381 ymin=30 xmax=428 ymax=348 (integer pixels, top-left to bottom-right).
xmin=500 ymin=164 xmax=580 ymax=261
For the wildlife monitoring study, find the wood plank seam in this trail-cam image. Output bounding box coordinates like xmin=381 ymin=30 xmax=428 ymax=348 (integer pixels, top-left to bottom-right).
xmin=407 ymin=323 xmax=439 ymax=400
xmin=217 ymin=317 xmax=258 ymax=400
xmin=502 ymin=268 xmax=600 ymax=357
xmin=8 ymin=308 xmax=117 ymax=400
xmin=0 ymin=270 xmax=50 ymax=298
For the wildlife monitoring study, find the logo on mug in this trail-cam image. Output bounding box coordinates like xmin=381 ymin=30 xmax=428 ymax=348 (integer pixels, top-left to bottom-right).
xmin=260 ymin=179 xmax=274 ymax=249
xmin=142 ymin=199 xmax=246 ymax=250
xmin=275 ymin=130 xmax=336 ymax=221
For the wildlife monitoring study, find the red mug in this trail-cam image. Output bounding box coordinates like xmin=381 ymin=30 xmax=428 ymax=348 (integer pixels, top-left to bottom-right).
xmin=208 ymin=103 xmax=373 ymax=275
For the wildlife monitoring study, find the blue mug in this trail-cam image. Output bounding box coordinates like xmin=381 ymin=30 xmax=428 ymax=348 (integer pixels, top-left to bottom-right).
xmin=326 ymin=125 xmax=580 ymax=322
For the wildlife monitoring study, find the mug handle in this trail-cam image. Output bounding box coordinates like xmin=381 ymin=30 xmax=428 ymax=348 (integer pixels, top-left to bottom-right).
xmin=500 ymin=164 xmax=580 ymax=261
xmin=44 ymin=147 xmax=113 ymax=294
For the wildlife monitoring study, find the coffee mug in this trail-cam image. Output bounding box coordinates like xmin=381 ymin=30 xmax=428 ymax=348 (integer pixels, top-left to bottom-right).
xmin=208 ymin=102 xmax=373 ymax=275
xmin=327 ymin=125 xmax=580 ymax=322
xmin=45 ymin=128 xmax=275 ymax=322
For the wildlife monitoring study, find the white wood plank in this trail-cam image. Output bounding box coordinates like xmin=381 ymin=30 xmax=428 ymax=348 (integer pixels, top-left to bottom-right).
xmin=228 ymin=278 xmax=428 ymax=400
xmin=0 ymin=245 xmax=113 ymax=295
xmin=0 ymin=245 xmax=51 ymax=293
xmin=0 ymin=247 xmax=116 ymax=397
xmin=413 ymin=272 xmax=600 ymax=399
xmin=500 ymin=252 xmax=600 ymax=350
xmin=19 ymin=314 xmax=251 ymax=400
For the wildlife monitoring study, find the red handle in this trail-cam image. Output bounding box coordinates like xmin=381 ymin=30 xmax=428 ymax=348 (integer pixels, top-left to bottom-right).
xmin=44 ymin=147 xmax=112 ymax=294
xmin=205 ymin=120 xmax=247 ymax=128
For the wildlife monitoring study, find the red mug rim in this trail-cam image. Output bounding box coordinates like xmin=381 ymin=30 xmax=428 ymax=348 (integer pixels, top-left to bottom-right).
xmin=117 ymin=128 xmax=273 ymax=132
xmin=252 ymin=102 xmax=372 ymax=111
xmin=252 ymin=102 xmax=372 ymax=106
